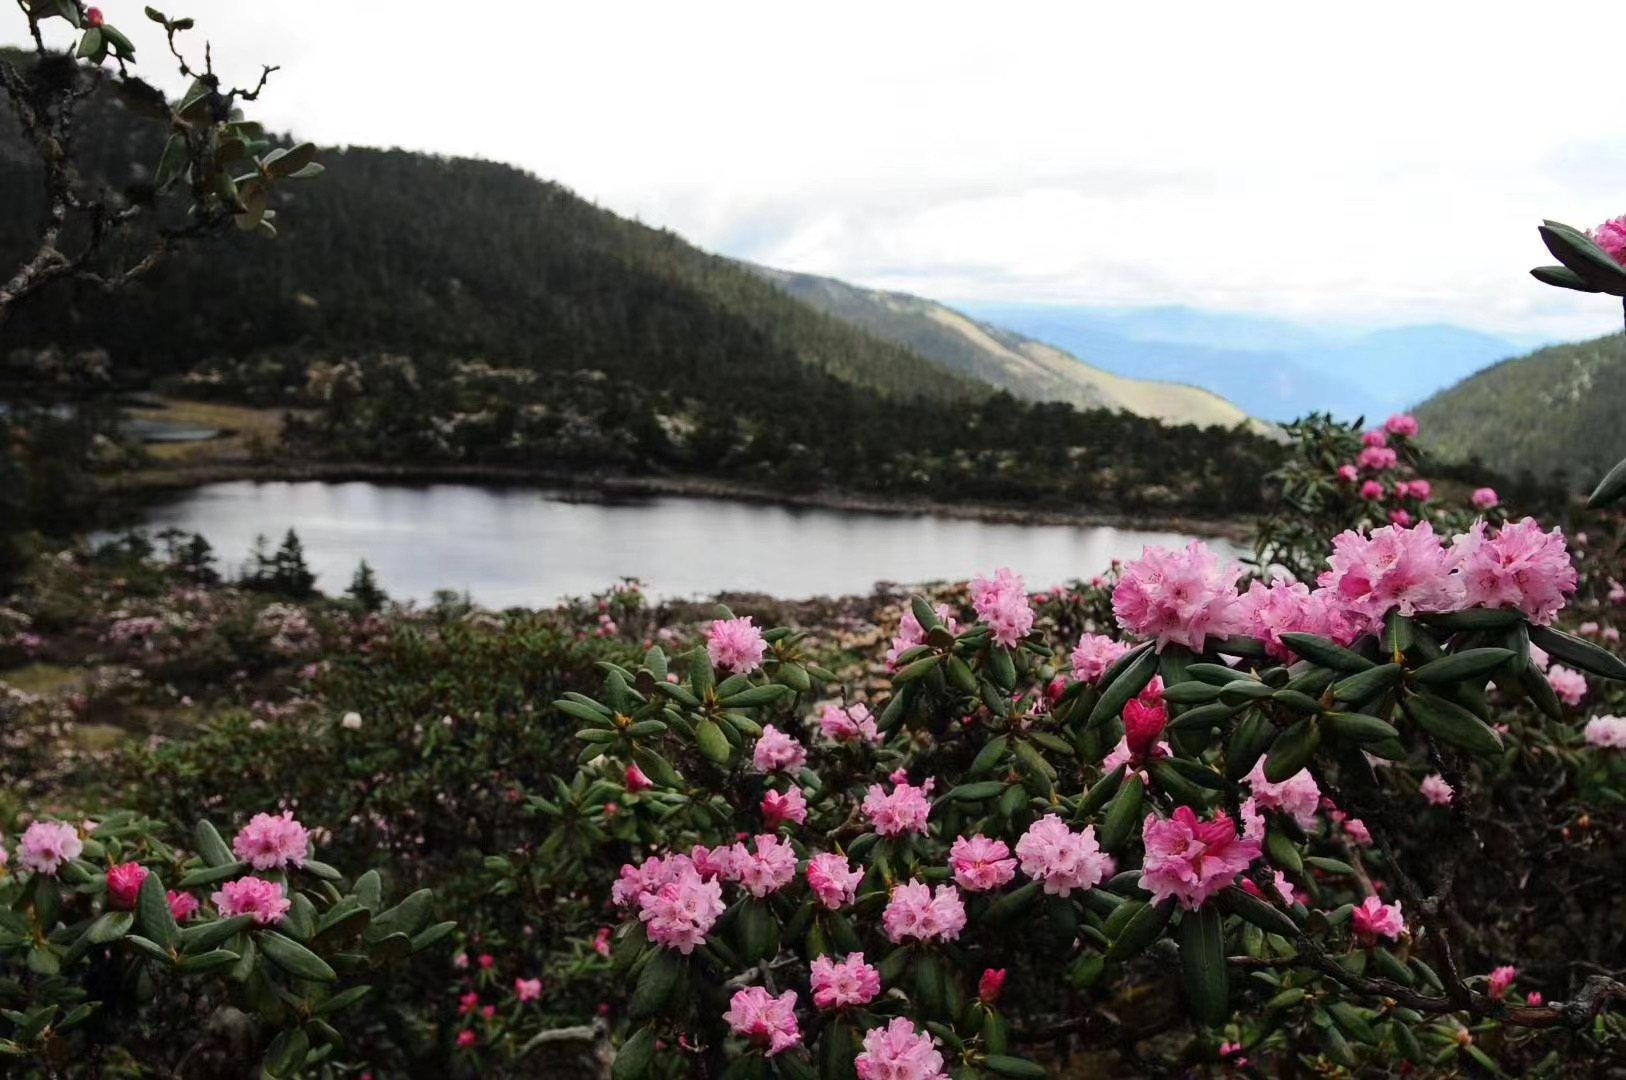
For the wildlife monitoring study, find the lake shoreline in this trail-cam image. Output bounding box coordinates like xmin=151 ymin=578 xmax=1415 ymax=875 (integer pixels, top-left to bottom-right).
xmin=109 ymin=460 xmax=1257 ymax=544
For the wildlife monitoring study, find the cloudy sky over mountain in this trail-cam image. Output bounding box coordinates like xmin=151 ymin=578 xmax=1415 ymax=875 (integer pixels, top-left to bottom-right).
xmin=13 ymin=0 xmax=1626 ymax=342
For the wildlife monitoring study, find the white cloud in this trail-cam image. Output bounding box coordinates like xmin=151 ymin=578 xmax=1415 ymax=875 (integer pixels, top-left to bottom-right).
xmin=11 ymin=0 xmax=1626 ymax=340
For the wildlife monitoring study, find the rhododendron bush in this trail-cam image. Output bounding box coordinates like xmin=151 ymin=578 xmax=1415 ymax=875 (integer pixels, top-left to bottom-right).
xmin=538 ymin=464 xmax=1626 ymax=1078
xmin=0 ymin=809 xmax=449 ymax=1077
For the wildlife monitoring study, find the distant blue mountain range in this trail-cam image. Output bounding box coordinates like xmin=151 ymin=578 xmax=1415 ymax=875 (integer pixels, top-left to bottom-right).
xmin=959 ymin=304 xmax=1524 ymax=424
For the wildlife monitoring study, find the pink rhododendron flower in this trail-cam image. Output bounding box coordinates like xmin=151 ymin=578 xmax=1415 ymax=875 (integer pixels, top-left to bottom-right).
xmin=1471 ymin=487 xmax=1499 ymax=510
xmin=1363 ymin=431 xmax=1389 ymax=448
xmin=1140 ymin=807 xmax=1261 ymax=910
xmin=1239 ymin=797 xmax=1266 ymax=844
xmin=810 ymin=953 xmax=882 ymax=1009
xmin=1385 ymin=414 xmax=1419 ymax=438
xmin=1071 ymin=633 xmax=1130 ymax=684
xmin=762 ymin=787 xmax=807 ymax=829
xmin=978 ymin=968 xmax=1007 ymax=1004
xmin=1579 ymin=621 xmax=1600 ymax=636
xmin=855 ymin=1019 xmax=948 ymax=1080
xmin=1406 ymin=479 xmax=1431 ymax=501
xmin=1420 ymin=773 xmax=1454 ymax=807
xmin=1388 ymin=509 xmax=1412 ymax=527
xmin=1102 ymin=733 xmax=1170 ymax=778
xmin=18 ymin=821 xmax=81 ymax=876
xmin=1358 ymin=445 xmax=1398 ymax=471
xmin=594 ymin=927 xmax=612 ymax=957
xmin=1584 ymin=715 xmax=1626 ymax=749
xmin=232 ymin=810 xmax=311 ymax=871
xmin=1360 ymin=480 xmax=1384 ymax=500
xmin=1236 ymin=579 xmax=1317 ymax=660
xmin=1448 ymin=518 xmax=1577 ymax=626
xmin=212 ymin=877 xmax=291 ymax=925
xmin=971 ymin=568 xmax=1035 ymax=647
xmin=106 ymin=862 xmax=149 ymax=910
xmin=948 ymin=834 xmax=1017 ymax=892
xmin=1343 ymin=817 xmax=1373 ymax=846
xmin=886 ymin=604 xmax=960 ymax=668
xmin=1112 ymin=541 xmax=1245 ymax=653
xmin=167 ymin=890 xmax=200 ymax=922
xmin=723 ymin=987 xmax=801 ymax=1057
xmin=1547 ymin=664 xmax=1587 ymax=706
xmin=806 ymin=853 xmax=864 ymax=909
xmin=625 ymin=765 xmax=653 ymax=793
xmin=638 ymin=864 xmax=724 ymax=954
xmin=612 ymin=852 xmax=695 ymax=908
xmin=1123 ymin=696 xmax=1168 ymax=760
xmin=1337 ymin=464 xmax=1359 ymax=484
xmin=861 ymin=780 xmax=932 ymax=836
xmin=1353 ymin=895 xmax=1405 ymax=942
xmin=456 ymin=1030 xmax=477 ymax=1049
xmin=515 ymin=978 xmax=543 ymax=1003
xmin=882 ymin=880 xmax=966 ymax=943
xmin=752 ymin=725 xmax=808 ymax=773
xmin=1245 ymin=759 xmax=1322 ymax=830
xmin=1016 ymin=814 xmax=1113 ymax=896
xmin=820 ymin=702 xmax=881 ymax=744
xmin=458 ymin=991 xmax=480 ymax=1016
xmin=1394 ymin=481 xmax=1412 ymax=500
xmin=708 ymin=616 xmax=767 ymax=673
xmin=1487 ymin=965 xmax=1517 ymax=1001
xmin=1588 ymin=214 xmax=1626 ymax=265
xmin=733 ymin=834 xmax=798 ymax=898
xmin=1318 ymin=521 xmax=1458 ymax=635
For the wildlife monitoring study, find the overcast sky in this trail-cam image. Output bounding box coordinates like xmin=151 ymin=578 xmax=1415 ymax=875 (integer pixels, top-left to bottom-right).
xmin=14 ymin=0 xmax=1626 ymax=342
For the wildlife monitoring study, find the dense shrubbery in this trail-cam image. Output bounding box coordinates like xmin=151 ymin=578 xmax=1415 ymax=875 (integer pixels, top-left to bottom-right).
xmin=3 ymin=412 xmax=1625 ymax=1077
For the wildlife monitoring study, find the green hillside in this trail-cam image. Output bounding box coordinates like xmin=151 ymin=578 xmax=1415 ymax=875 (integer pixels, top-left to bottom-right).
xmin=1414 ymin=333 xmax=1626 ymax=489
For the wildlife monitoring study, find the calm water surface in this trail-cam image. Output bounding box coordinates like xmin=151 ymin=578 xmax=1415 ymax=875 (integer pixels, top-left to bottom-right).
xmin=135 ymin=481 xmax=1240 ymax=607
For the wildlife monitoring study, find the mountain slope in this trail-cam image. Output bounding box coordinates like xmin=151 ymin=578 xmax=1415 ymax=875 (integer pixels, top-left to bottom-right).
xmin=1413 ymin=333 xmax=1626 ymax=487
xmin=961 ymin=305 xmax=1518 ymax=423
xmin=746 ymin=267 xmax=1263 ymax=431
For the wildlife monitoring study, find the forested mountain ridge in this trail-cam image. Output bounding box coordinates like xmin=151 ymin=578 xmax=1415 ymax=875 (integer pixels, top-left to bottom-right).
xmin=1414 ymin=332 xmax=1626 ymax=490
xmin=1 ymin=57 xmax=1285 ymax=517
xmin=742 ymin=266 xmax=1269 ymax=433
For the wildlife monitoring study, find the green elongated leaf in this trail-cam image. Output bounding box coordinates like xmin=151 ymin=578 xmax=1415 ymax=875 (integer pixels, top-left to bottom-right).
xmin=1218 ymin=886 xmax=1298 ymax=937
xmin=1179 ymin=905 xmax=1228 ymax=1027
xmin=1225 ymin=710 xmax=1275 ymax=780
xmin=136 ymin=871 xmax=179 ymax=949
xmin=195 ymin=821 xmax=235 ymax=867
xmin=299 ymin=859 xmax=344 ymax=883
xmin=312 ymin=984 xmax=372 ymax=1017
xmin=410 ymin=920 xmax=457 ymax=953
xmin=1321 ymin=711 xmax=1399 ymax=743
xmin=177 ymin=861 xmax=249 ymax=889
xmin=176 ymin=949 xmax=240 ymax=974
xmin=560 ymin=700 xmax=615 ymax=726
xmin=263 ymin=142 xmax=317 ymax=178
xmin=632 ymin=746 xmax=683 ymax=789
xmin=1267 ymin=987 xmax=1307 ymax=1010
xmin=1530 ymin=624 xmax=1626 ymax=681
xmin=1279 ymin=633 xmax=1373 ymax=672
xmin=1423 ymin=608 xmax=1524 ymax=631
xmin=1264 ymin=719 xmax=1320 ymax=782
xmin=1331 ymin=664 xmax=1402 ymax=704
xmin=75 ymin=27 xmax=103 ymax=58
xmin=1219 ymin=679 xmax=1275 ymax=705
xmin=1539 ymin=222 xmax=1626 ymax=294
xmin=629 ymin=947 xmax=683 ymax=1019
xmin=180 ymin=915 xmax=254 ymax=953
xmin=990 ymin=646 xmax=1017 ymax=691
xmin=1166 ymin=701 xmax=1237 ymax=734
xmin=694 ymin=718 xmax=731 ymax=764
xmin=1013 ymin=739 xmax=1056 ymax=782
xmin=264 ymin=1027 xmax=310 ymax=1078
xmin=911 ymin=596 xmax=943 ymax=631
xmin=1271 ymin=689 xmax=1323 ymax=714
xmin=1210 ymin=635 xmax=1271 ymax=659
xmin=1411 ymin=648 xmax=1515 ymax=686
xmin=1188 ymin=662 xmax=1248 ymax=685
xmin=1326 ymin=1000 xmax=1378 ymax=1045
xmin=366 ymin=889 xmax=432 ymax=942
xmin=91 ymin=910 xmax=136 ymax=944
xmin=737 ymin=899 xmax=776 ymax=964
xmin=261 ymin=931 xmax=336 ymax=982
xmin=1406 ymin=692 xmax=1503 ymax=756
xmin=945 ymin=655 xmax=978 ymax=694
xmin=1532 ymin=264 xmax=1602 ymax=292
xmin=949 ymin=781 xmax=1007 ymax=803
xmin=1161 ymin=757 xmax=1225 ymax=789
xmin=1588 ymin=453 xmax=1626 ymax=507
xmin=778 ymin=662 xmax=812 ymax=693
xmin=968 ymin=735 xmax=1009 ymax=777
xmin=981 ymin=1056 xmax=1048 ymax=1078
xmin=1106 ymin=897 xmax=1175 ymax=960
xmin=1367 ymin=945 xmax=1415 ymax=985
xmin=1162 ymin=681 xmax=1222 ymax=705
xmin=1304 ymin=856 xmax=1354 ymax=875
xmin=1265 ymin=827 xmax=1302 ymax=874
xmin=100 ymin=25 xmax=135 ymax=57
xmin=122 ymin=934 xmax=170 ymax=963
xmin=984 ymin=880 xmax=1042 ymax=926
xmin=911 ymin=949 xmax=946 ymax=1019
xmin=1086 ymin=647 xmax=1159 ymax=729
xmin=1098 ymin=774 xmax=1144 ymax=851
xmin=1075 ymin=764 xmax=1125 ymax=817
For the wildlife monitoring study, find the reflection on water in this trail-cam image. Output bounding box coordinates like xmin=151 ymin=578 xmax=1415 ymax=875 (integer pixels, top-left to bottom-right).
xmin=134 ymin=481 xmax=1241 ymax=607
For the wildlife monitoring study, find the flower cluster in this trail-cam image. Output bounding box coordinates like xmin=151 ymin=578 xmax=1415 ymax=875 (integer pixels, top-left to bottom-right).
xmin=18 ymin=820 xmax=82 ymax=876
xmin=820 ymin=702 xmax=881 ymax=744
xmin=1140 ymin=807 xmax=1261 ymax=910
xmin=948 ymin=834 xmax=1017 ymax=892
xmin=809 ymin=952 xmax=882 ymax=1010
xmin=708 ymin=616 xmax=767 ymax=673
xmin=1015 ymin=814 xmax=1113 ymax=897
xmin=1112 ymin=540 xmax=1244 ymax=652
xmin=970 ymin=567 xmax=1035 ymax=648
xmin=723 ymin=986 xmax=801 ymax=1056
xmin=856 ymin=1019 xmax=948 ymax=1080
xmin=213 ymin=876 xmax=292 ymax=925
xmin=861 ymin=779 xmax=933 ymax=836
xmin=232 ymin=811 xmax=312 ymax=871
xmin=1070 ymin=632 xmax=1131 ymax=683
xmin=886 ymin=602 xmax=959 ymax=668
xmin=881 ymin=881 xmax=967 ymax=943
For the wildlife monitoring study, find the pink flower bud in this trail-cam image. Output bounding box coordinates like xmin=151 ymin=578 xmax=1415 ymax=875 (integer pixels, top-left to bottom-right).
xmin=1123 ymin=697 xmax=1168 ymax=760
xmin=478 ymin=954 xmax=495 ymax=970
xmin=105 ymin=862 xmax=149 ymax=910
xmin=456 ymin=1030 xmax=477 ymax=1049
xmin=1336 ymin=464 xmax=1358 ymax=484
xmin=625 ymin=765 xmax=652 ymax=792
xmin=978 ymin=968 xmax=1007 ymax=1004
xmin=86 ymin=7 xmax=104 ymax=27
xmin=1360 ymin=480 xmax=1384 ymax=500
